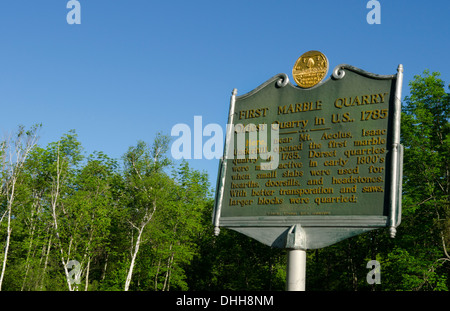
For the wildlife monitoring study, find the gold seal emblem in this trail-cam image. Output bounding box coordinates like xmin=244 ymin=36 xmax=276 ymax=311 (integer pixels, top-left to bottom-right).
xmin=292 ymin=50 xmax=329 ymax=88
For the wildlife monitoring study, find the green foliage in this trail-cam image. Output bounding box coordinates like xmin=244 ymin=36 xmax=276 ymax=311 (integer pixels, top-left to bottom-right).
xmin=380 ymin=247 xmax=448 ymax=291
xmin=306 ymin=70 xmax=449 ymax=291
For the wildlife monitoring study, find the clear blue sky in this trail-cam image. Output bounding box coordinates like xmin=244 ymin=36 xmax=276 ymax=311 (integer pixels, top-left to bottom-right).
xmin=0 ymin=0 xmax=449 ymax=187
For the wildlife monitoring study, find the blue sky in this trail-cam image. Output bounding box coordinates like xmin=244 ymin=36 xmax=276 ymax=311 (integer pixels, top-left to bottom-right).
xmin=0 ymin=0 xmax=449 ymax=187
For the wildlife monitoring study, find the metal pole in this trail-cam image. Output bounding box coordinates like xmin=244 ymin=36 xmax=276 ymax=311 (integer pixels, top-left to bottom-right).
xmin=213 ymin=88 xmax=237 ymax=236
xmin=286 ymin=249 xmax=306 ymax=291
xmin=388 ymin=64 xmax=404 ymax=238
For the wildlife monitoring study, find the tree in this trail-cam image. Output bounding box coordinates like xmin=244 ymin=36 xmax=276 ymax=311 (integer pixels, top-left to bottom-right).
xmin=395 ymin=70 xmax=450 ymax=289
xmin=121 ymin=133 xmax=172 ymax=291
xmin=28 ymin=130 xmax=85 ymax=291
xmin=66 ymin=151 xmax=119 ymax=290
xmin=0 ymin=124 xmax=40 ymax=291
xmin=148 ymin=161 xmax=212 ymax=291
xmin=305 ymin=70 xmax=449 ymax=291
xmin=0 ymin=129 xmax=215 ymax=291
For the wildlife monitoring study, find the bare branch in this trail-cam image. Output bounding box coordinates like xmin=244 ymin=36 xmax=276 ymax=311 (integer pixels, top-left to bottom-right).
xmin=442 ymin=233 xmax=450 ymax=260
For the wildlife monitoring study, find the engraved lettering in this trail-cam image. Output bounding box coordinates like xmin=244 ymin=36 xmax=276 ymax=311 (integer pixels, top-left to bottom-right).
xmin=281 ymin=169 xmax=304 ymax=177
xmin=265 ymin=179 xmax=300 ymax=187
xmin=354 ymin=136 xmax=386 ymax=146
xmin=279 ymin=186 xmax=333 ymax=197
xmin=309 ymin=169 xmax=330 ymax=176
xmin=256 ymin=170 xmax=277 ymax=179
xmin=314 ymin=194 xmax=357 ymax=205
xmin=309 ymin=142 xmax=321 ymax=149
xmin=368 ymin=165 xmax=384 ymax=173
xmin=331 ymin=112 xmax=354 ymax=123
xmin=231 ymin=181 xmax=260 ymax=188
xmin=299 ymin=133 xmax=312 ymax=142
xmin=323 ymin=158 xmax=348 ymax=167
xmin=229 ymin=198 xmax=254 ymax=206
xmin=223 ymin=83 xmax=392 ymax=219
xmin=278 ymin=101 xmax=322 ymax=115
xmin=332 ymin=176 xmax=383 ymax=184
xmin=362 ymin=186 xmax=384 ymax=193
xmin=289 ymin=197 xmax=310 ymax=204
xmin=321 ymin=131 xmax=352 ymax=140
xmin=340 ymin=185 xmax=357 ymax=193
xmin=251 ymin=189 xmax=275 ymax=196
xmin=337 ymin=166 xmax=360 ymax=175
xmin=232 ymin=166 xmax=249 ymax=172
xmin=239 ymin=108 xmax=269 ymax=120
xmin=334 ymin=93 xmax=389 ymax=109
xmin=230 ymin=189 xmax=247 ymax=197
xmin=362 ymin=129 xmax=387 ymax=136
xmin=308 ymin=150 xmax=337 ymax=158
xmin=258 ymin=197 xmax=284 ymax=205
xmin=277 ymin=161 xmax=303 ymax=169
xmin=231 ymin=173 xmax=250 ymax=180
xmin=307 ymin=177 xmax=323 ymax=185
xmin=273 ymin=120 xmax=309 ymax=129
xmin=328 ymin=140 xmax=347 ymax=148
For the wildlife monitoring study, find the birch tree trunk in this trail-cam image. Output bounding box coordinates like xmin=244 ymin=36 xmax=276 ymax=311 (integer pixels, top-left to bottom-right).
xmin=123 ymin=136 xmax=170 ymax=291
xmin=162 ymin=243 xmax=175 ymax=291
xmin=50 ymin=143 xmax=74 ymax=291
xmin=84 ymin=257 xmax=91 ymax=291
xmin=154 ymin=256 xmax=162 ymax=290
xmin=124 ymin=199 xmax=157 ymax=291
xmin=0 ymin=195 xmax=13 ymax=291
xmin=0 ymin=126 xmax=40 ymax=291
xmin=39 ymin=234 xmax=52 ymax=291
xmin=101 ymin=253 xmax=109 ymax=282
xmin=124 ymin=226 xmax=144 ymax=291
xmin=21 ymin=199 xmax=40 ymax=291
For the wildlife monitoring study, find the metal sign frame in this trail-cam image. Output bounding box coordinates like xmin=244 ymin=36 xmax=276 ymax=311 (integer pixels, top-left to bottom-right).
xmin=213 ymin=64 xmax=403 ymax=250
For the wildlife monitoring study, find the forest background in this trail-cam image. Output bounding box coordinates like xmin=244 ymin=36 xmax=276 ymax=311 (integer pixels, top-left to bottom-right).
xmin=0 ymin=70 xmax=448 ymax=291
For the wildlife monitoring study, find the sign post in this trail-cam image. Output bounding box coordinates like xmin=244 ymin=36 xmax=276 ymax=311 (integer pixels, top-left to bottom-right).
xmin=213 ymin=51 xmax=403 ymax=291
xmin=286 ymin=249 xmax=306 ymax=291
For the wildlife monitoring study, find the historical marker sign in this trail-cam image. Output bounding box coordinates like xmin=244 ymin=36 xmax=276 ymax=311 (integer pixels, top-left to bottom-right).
xmin=213 ymin=56 xmax=403 ymax=250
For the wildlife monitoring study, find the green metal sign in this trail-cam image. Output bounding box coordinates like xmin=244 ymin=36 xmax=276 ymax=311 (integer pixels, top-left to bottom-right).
xmin=213 ymin=64 xmax=403 ymax=250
